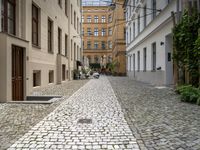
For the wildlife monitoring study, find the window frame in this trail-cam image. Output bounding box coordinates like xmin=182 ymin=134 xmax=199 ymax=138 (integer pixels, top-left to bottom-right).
xmin=48 ymin=18 xmax=53 ymax=53
xmin=32 ymin=4 xmax=39 ymax=46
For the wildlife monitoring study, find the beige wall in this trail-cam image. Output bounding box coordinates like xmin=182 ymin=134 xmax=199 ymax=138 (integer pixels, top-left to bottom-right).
xmin=0 ymin=0 xmax=81 ymax=102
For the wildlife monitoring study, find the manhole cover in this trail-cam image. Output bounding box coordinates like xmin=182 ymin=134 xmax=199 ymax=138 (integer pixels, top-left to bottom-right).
xmin=78 ymin=119 xmax=92 ymax=124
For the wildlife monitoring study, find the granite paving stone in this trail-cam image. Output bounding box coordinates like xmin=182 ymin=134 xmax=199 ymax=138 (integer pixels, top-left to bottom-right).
xmin=0 ymin=79 xmax=88 ymax=150
xmin=7 ymin=77 xmax=139 ymax=150
xmin=108 ymin=77 xmax=200 ymax=150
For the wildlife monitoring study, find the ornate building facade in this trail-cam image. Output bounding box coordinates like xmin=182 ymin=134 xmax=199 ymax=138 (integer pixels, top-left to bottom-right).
xmin=82 ymin=0 xmax=126 ymax=75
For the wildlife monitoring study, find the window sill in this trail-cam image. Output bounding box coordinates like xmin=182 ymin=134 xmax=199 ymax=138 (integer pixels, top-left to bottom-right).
xmin=32 ymin=44 xmax=41 ymax=49
xmin=33 ymin=86 xmax=41 ymax=88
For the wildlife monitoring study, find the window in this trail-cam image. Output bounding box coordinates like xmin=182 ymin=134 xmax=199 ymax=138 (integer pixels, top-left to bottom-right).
xmin=144 ymin=5 xmax=147 ymax=27
xmin=87 ymin=41 xmax=91 ymax=49
xmin=87 ymin=16 xmax=91 ymax=22
xmin=58 ymin=0 xmax=62 ymax=8
xmin=65 ymin=34 xmax=68 ymax=57
xmin=82 ymin=16 xmax=84 ymax=23
xmin=152 ymin=0 xmax=156 ymax=19
xmin=133 ymin=54 xmax=135 ymax=71
xmin=132 ymin=0 xmax=135 ymax=10
xmin=48 ymin=19 xmax=53 ymax=53
xmin=102 ymin=15 xmax=106 ymax=23
xmin=77 ymin=17 xmax=79 ymax=32
xmin=58 ymin=27 xmax=62 ymax=54
xmin=108 ymin=41 xmax=112 ymax=49
xmin=102 ymin=28 xmax=106 ymax=36
xmin=137 ymin=51 xmax=140 ymax=72
xmin=33 ymin=70 xmax=41 ymax=87
xmin=62 ymin=65 xmax=66 ymax=81
xmin=94 ymin=15 xmax=98 ymax=23
xmin=133 ymin=22 xmax=135 ymax=40
xmin=77 ymin=45 xmax=79 ymax=60
xmin=137 ymin=15 xmax=140 ymax=34
xmin=94 ymin=28 xmax=98 ymax=36
xmin=82 ymin=28 xmax=84 ymax=36
xmin=87 ymin=28 xmax=91 ymax=36
xmin=152 ymin=43 xmax=156 ymax=71
xmin=108 ymin=14 xmax=112 ymax=23
xmin=1 ymin=0 xmax=16 ymax=34
xmin=74 ymin=42 xmax=76 ymax=60
xmin=94 ymin=41 xmax=98 ymax=49
xmin=129 ymin=27 xmax=131 ymax=42
xmin=109 ymin=28 xmax=112 ymax=36
xmin=143 ymin=48 xmax=147 ymax=71
xmin=49 ymin=70 xmax=54 ymax=83
xmin=129 ymin=55 xmax=132 ymax=71
xmin=101 ymin=41 xmax=106 ymax=49
xmin=74 ymin=11 xmax=76 ymax=29
xmin=65 ymin=0 xmax=68 ymax=16
xmin=32 ymin=4 xmax=39 ymax=46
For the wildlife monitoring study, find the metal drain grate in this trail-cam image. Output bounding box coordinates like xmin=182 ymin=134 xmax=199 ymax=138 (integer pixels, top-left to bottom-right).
xmin=78 ymin=118 xmax=92 ymax=124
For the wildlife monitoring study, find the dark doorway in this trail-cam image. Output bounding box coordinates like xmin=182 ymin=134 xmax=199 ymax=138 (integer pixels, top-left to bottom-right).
xmin=12 ymin=46 xmax=24 ymax=101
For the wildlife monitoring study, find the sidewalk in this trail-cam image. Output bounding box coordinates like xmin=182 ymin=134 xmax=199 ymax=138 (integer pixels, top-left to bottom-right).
xmin=8 ymin=77 xmax=139 ymax=150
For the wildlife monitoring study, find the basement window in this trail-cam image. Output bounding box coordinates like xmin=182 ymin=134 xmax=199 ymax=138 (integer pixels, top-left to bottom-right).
xmin=33 ymin=70 xmax=41 ymax=87
xmin=49 ymin=70 xmax=54 ymax=83
xmin=62 ymin=65 xmax=66 ymax=81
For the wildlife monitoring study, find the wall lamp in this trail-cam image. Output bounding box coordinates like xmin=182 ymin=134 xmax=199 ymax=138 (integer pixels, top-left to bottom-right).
xmin=160 ymin=41 xmax=164 ymax=46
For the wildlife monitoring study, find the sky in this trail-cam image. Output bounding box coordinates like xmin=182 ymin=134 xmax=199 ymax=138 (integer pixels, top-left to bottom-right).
xmin=82 ymin=0 xmax=112 ymax=6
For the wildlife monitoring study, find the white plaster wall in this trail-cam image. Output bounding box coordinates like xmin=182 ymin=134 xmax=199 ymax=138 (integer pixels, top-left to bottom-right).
xmin=125 ymin=0 xmax=177 ymax=85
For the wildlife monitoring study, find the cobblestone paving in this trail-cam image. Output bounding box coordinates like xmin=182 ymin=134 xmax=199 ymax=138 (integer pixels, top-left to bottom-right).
xmin=8 ymin=77 xmax=139 ymax=150
xmin=108 ymin=77 xmax=200 ymax=150
xmin=0 ymin=80 xmax=88 ymax=150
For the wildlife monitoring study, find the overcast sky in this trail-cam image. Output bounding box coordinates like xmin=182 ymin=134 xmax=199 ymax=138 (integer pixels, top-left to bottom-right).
xmin=82 ymin=0 xmax=112 ymax=6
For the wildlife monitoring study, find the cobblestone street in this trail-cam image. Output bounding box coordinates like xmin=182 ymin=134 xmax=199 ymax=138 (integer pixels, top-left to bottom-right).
xmin=0 ymin=80 xmax=88 ymax=150
xmin=2 ymin=76 xmax=200 ymax=150
xmin=8 ymin=77 xmax=139 ymax=150
xmin=109 ymin=77 xmax=200 ymax=150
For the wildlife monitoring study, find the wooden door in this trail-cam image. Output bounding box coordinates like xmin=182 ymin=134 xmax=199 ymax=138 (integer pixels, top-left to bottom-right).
xmin=12 ymin=46 xmax=24 ymax=101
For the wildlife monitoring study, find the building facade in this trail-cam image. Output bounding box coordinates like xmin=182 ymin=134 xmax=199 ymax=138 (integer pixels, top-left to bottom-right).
xmin=82 ymin=0 xmax=126 ymax=75
xmin=125 ymin=0 xmax=182 ymax=86
xmin=0 ymin=0 xmax=82 ymax=102
xmin=82 ymin=4 xmax=112 ymax=70
xmin=111 ymin=0 xmax=126 ymax=75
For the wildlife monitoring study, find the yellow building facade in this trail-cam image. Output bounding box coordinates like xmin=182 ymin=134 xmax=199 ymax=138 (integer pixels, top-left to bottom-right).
xmin=82 ymin=0 xmax=126 ymax=75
